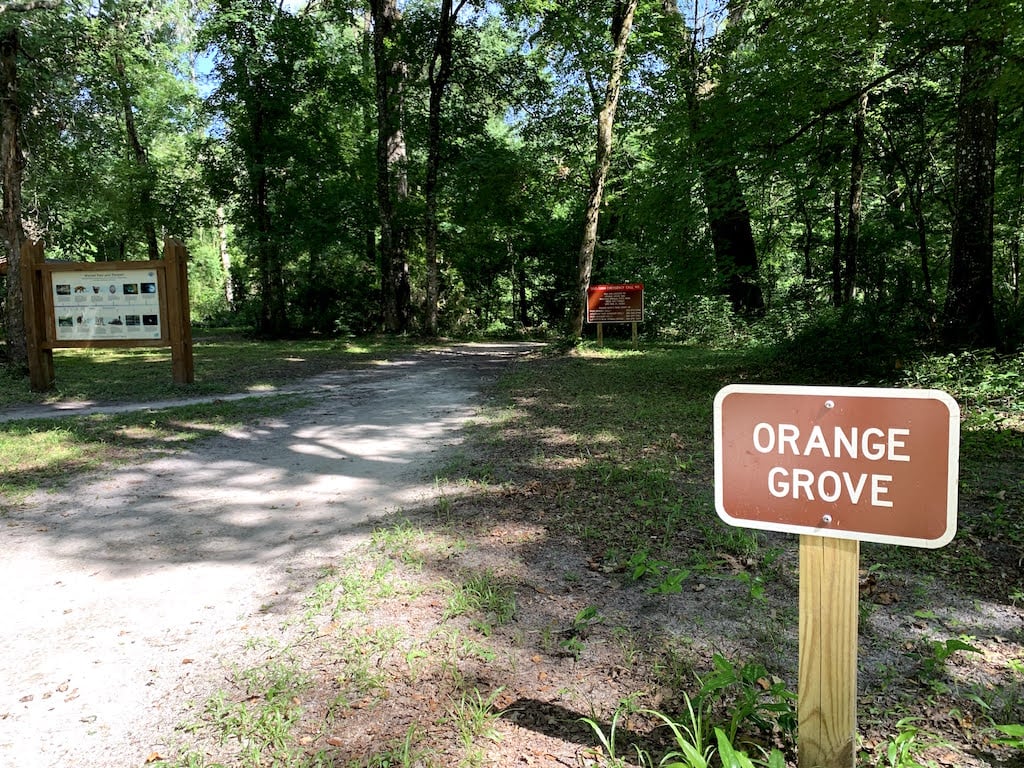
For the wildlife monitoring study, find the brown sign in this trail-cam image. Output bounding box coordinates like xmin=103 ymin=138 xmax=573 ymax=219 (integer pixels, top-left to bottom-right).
xmin=714 ymin=385 xmax=960 ymax=548
xmin=587 ymin=283 xmax=643 ymax=324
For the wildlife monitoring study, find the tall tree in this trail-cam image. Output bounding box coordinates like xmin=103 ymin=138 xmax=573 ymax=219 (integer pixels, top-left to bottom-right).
xmin=944 ymin=0 xmax=1003 ymax=346
xmin=570 ymin=0 xmax=639 ymax=338
xmin=1 ymin=0 xmax=59 ymax=373
xmin=202 ymin=0 xmax=313 ymax=336
xmin=111 ymin=46 xmax=160 ymax=260
xmin=371 ymin=0 xmax=411 ymax=333
xmin=1 ymin=24 xmax=29 ymax=370
xmin=423 ymin=0 xmax=469 ymax=336
xmin=675 ymin=0 xmax=764 ymax=313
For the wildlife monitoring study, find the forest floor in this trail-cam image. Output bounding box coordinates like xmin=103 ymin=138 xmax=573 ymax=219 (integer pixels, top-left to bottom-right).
xmin=0 ymin=342 xmax=1022 ymax=768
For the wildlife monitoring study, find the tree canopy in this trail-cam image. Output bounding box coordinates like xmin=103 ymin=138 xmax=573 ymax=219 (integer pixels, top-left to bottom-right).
xmin=2 ymin=0 xmax=1022 ymax=359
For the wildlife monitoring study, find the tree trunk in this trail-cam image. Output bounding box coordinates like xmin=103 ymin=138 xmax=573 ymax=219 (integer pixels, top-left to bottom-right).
xmin=944 ymin=0 xmax=1002 ymax=347
xmin=701 ymin=153 xmax=764 ymax=312
xmin=113 ymin=50 xmax=159 ymax=261
xmin=674 ymin=2 xmax=763 ymax=314
xmin=1 ymin=27 xmax=27 ymax=372
xmin=371 ymin=0 xmax=410 ymax=334
xmin=831 ymin=184 xmax=843 ymax=307
xmin=423 ymin=0 xmax=464 ymax=337
xmin=570 ymin=0 xmax=638 ymax=338
xmin=216 ymin=205 xmax=233 ymax=306
xmin=249 ymin=100 xmax=286 ymax=337
xmin=842 ymin=90 xmax=868 ymax=302
xmin=1005 ymin=132 xmax=1023 ymax=305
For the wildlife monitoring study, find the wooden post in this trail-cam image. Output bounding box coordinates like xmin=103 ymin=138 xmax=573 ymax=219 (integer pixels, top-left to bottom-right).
xmin=631 ymin=321 xmax=638 ymax=347
xmin=21 ymin=239 xmax=54 ymax=391
xmin=798 ymin=535 xmax=859 ymax=768
xmin=597 ymin=322 xmax=603 ymax=347
xmin=163 ymin=236 xmax=194 ymax=384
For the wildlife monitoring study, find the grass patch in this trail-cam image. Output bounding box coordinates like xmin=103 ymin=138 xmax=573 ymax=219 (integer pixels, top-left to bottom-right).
xmin=0 ymin=395 xmax=310 ymax=499
xmin=0 ymin=331 xmax=419 ymax=409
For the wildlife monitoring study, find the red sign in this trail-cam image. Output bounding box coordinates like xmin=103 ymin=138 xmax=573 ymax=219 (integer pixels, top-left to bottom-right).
xmin=587 ymin=283 xmax=643 ymax=324
xmin=713 ymin=385 xmax=960 ymax=548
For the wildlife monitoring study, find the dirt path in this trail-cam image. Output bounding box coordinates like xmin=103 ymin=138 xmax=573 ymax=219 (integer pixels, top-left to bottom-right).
xmin=0 ymin=343 xmax=540 ymax=768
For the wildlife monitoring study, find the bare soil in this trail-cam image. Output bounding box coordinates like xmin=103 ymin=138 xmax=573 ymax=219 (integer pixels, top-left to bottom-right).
xmin=1 ymin=343 xmax=1021 ymax=768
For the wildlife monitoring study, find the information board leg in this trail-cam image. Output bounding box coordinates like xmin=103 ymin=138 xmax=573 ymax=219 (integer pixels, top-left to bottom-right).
xmin=631 ymin=321 xmax=637 ymax=347
xmin=21 ymin=239 xmax=54 ymax=392
xmin=798 ymin=535 xmax=858 ymax=768
xmin=597 ymin=322 xmax=603 ymax=347
xmin=163 ymin=237 xmax=194 ymax=384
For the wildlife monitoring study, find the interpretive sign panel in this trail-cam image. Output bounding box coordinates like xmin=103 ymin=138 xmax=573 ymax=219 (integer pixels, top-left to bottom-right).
xmin=50 ymin=266 xmax=164 ymax=342
xmin=713 ymin=384 xmax=960 ymax=548
xmin=586 ymin=283 xmax=643 ymax=324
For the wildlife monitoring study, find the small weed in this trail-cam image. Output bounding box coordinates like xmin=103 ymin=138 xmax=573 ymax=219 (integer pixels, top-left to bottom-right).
xmin=449 ymin=687 xmax=506 ymax=747
xmin=644 ymin=694 xmax=714 ymax=767
xmin=992 ymin=723 xmax=1024 ymax=749
xmin=371 ymin=519 xmax=428 ymax=567
xmin=202 ymin=658 xmax=310 ymax=767
xmin=358 ymin=723 xmax=436 ymax=768
xmin=915 ymin=636 xmax=982 ymax=677
xmin=872 ymin=717 xmax=945 ymax=768
xmin=559 ymin=606 xmax=603 ymax=659
xmin=445 ymin=570 xmax=515 ymax=632
xmin=734 ymin=571 xmax=766 ymax=604
xmin=559 ymin=635 xmax=587 ymax=659
xmin=579 ymin=701 xmax=645 ymax=768
xmin=651 ymin=567 xmax=691 ymax=595
xmin=697 ymin=654 xmax=797 ymax=744
xmin=626 ymin=549 xmax=670 ymax=581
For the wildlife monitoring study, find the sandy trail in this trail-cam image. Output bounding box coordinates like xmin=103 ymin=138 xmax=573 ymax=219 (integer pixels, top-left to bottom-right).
xmin=0 ymin=343 xmax=537 ymax=768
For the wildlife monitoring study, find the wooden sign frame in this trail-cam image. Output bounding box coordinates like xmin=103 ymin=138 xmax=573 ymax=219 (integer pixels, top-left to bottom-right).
xmin=22 ymin=237 xmax=193 ymax=390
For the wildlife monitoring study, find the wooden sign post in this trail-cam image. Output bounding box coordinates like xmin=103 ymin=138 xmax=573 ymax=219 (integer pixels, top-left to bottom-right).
xmin=21 ymin=239 xmax=55 ymax=391
xmin=713 ymin=385 xmax=960 ymax=768
xmin=798 ymin=535 xmax=859 ymax=768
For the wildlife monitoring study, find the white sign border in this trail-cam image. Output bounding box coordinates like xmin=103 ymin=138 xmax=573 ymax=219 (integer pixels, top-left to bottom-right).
xmin=713 ymin=384 xmax=961 ymax=549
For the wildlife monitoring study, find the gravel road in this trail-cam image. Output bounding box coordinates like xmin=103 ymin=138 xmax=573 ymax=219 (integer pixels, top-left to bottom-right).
xmin=0 ymin=343 xmax=539 ymax=768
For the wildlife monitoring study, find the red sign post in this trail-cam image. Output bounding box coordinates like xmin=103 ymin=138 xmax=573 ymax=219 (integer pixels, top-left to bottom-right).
xmin=586 ymin=283 xmax=643 ymax=346
xmin=713 ymin=384 xmax=960 ymax=768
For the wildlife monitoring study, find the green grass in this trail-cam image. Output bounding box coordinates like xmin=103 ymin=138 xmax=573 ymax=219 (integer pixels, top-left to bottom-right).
xmin=0 ymin=395 xmax=310 ymax=499
xmin=480 ymin=343 xmax=1024 ymax=600
xmin=0 ymin=330 xmax=419 ymax=409
xmin=445 ymin=569 xmax=516 ymax=635
xmin=0 ymin=330 xmax=423 ymax=500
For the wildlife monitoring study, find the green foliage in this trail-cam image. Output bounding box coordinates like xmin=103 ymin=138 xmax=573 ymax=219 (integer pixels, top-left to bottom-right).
xmin=445 ymin=570 xmax=516 ymax=634
xmin=915 ymin=637 xmax=983 ymax=677
xmin=203 ymin=659 xmax=311 ymax=767
xmin=870 ymin=717 xmax=946 ymax=768
xmin=448 ymin=687 xmax=506 ymax=753
xmin=697 ymin=654 xmax=797 ymax=744
xmin=579 ymin=702 xmax=647 ymax=768
xmin=992 ymin=723 xmax=1024 ymax=749
xmin=760 ymin=301 xmax=920 ymax=386
xmin=645 ymin=696 xmax=714 ymax=768
xmin=582 ymin=694 xmax=787 ymax=768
